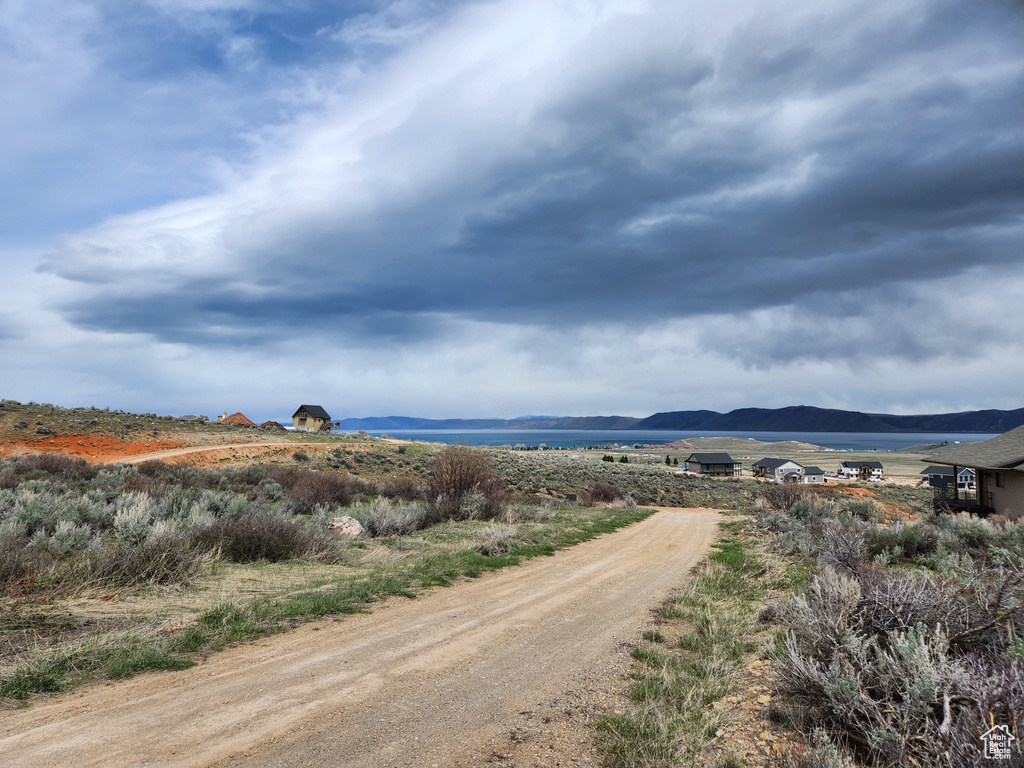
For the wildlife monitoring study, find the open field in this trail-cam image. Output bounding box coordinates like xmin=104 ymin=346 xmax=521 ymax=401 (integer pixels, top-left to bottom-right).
xmin=584 ymin=434 xmax=939 ymax=484
xmin=0 ymin=447 xmax=663 ymax=703
xmin=2 ymin=398 xmax=974 ymax=767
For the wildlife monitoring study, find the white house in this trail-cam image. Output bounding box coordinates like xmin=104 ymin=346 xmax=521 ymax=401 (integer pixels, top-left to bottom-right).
xmin=839 ymin=460 xmax=883 ymax=481
xmin=751 ymin=458 xmax=804 ymax=483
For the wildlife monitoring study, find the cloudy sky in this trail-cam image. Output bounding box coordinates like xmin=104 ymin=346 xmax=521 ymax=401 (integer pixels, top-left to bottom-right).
xmin=2 ymin=0 xmax=1022 ymax=422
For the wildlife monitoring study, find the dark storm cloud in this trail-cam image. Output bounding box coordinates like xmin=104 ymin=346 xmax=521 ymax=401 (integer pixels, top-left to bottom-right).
xmin=63 ymin=292 xmax=453 ymax=347
xmin=45 ymin=0 xmax=1024 ymax=366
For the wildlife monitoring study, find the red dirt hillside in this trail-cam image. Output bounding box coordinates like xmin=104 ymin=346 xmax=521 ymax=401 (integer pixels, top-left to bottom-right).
xmin=1 ymin=434 xmax=184 ymax=462
xmin=222 ymin=412 xmax=258 ymax=428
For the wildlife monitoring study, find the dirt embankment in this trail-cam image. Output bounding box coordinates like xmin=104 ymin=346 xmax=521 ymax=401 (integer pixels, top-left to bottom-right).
xmin=0 ymin=434 xmax=186 ymax=462
xmin=813 ymin=483 xmax=910 ymax=518
xmin=0 ymin=509 xmax=721 ymax=768
xmin=0 ymin=435 xmax=353 ymax=467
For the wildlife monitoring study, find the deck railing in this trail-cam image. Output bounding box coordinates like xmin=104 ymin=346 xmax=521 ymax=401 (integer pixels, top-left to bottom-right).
xmin=933 ymin=486 xmax=991 ymax=514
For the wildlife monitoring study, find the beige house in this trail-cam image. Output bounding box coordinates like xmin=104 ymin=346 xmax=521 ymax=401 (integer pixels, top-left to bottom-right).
xmin=292 ymin=404 xmax=332 ymax=433
xmin=923 ymin=425 xmax=1024 ymax=515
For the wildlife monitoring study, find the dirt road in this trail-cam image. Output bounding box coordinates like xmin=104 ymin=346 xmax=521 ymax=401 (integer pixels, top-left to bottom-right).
xmin=0 ymin=509 xmax=720 ymax=768
xmin=116 ymin=442 xmax=330 ymax=465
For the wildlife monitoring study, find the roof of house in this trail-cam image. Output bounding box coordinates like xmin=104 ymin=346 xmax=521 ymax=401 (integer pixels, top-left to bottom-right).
xmin=841 ymin=460 xmax=883 ymax=469
xmin=802 ymin=466 xmax=824 ymax=474
xmin=920 ymin=465 xmax=975 ymax=476
xmin=753 ymin=457 xmax=802 ymax=469
xmin=293 ymin=404 xmax=331 ymax=420
xmin=922 ymin=424 xmax=1024 ymax=471
xmin=687 ymin=452 xmax=739 ymax=464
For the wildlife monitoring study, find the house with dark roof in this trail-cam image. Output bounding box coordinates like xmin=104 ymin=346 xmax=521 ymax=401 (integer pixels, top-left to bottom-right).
xmin=292 ymin=404 xmax=332 ymax=433
xmin=920 ymin=465 xmax=975 ymax=490
xmin=922 ymin=425 xmax=1024 ymax=515
xmin=800 ymin=466 xmax=825 ymax=485
xmin=751 ymin=458 xmax=804 ymax=483
xmin=685 ymin=452 xmax=741 ymax=477
xmin=838 ymin=460 xmax=883 ymax=481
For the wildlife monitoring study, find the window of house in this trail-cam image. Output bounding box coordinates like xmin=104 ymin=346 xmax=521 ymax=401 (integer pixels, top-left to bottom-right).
xmin=996 ymin=472 xmax=1004 ymax=488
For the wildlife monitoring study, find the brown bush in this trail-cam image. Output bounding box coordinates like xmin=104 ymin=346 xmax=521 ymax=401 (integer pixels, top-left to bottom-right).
xmin=0 ymin=469 xmax=17 ymax=490
xmin=13 ymin=453 xmax=99 ymax=482
xmin=379 ymin=475 xmax=426 ymax=501
xmin=287 ymin=472 xmax=369 ymax=513
xmin=265 ymin=464 xmax=304 ymax=489
xmin=190 ymin=514 xmax=336 ymax=563
xmin=0 ymin=546 xmax=42 ymax=594
xmin=760 ymin=484 xmax=804 ymax=511
xmin=135 ymin=459 xmax=169 ymax=477
xmin=584 ymin=481 xmax=621 ymax=504
xmin=427 ymin=444 xmax=506 ymax=520
xmin=68 ymin=535 xmax=206 ymax=589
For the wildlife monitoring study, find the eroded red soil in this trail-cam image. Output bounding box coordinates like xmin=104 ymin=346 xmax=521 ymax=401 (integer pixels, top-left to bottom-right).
xmin=0 ymin=434 xmax=185 ymax=462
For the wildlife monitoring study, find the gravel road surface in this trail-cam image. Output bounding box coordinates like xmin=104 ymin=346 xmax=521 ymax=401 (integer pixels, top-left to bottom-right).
xmin=0 ymin=508 xmax=720 ymax=768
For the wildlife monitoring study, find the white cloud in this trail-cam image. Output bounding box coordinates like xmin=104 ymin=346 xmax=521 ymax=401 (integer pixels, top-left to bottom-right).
xmin=0 ymin=1 xmax=99 ymax=158
xmin=1 ymin=0 xmax=1022 ymax=416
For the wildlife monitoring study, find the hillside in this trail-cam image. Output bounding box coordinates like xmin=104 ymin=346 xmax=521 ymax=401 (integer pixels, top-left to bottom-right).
xmin=5 ymin=399 xmax=1022 ymax=439
xmin=633 ymin=405 xmax=1024 ymax=433
xmin=334 ymin=415 xmax=643 ymax=430
xmin=338 ymin=405 xmax=1024 ymax=433
xmin=872 ymin=408 xmax=1024 ymax=433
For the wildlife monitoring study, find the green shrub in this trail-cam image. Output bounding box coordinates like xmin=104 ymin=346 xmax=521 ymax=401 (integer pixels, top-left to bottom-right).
xmin=769 ymin=563 xmax=1024 ymax=767
xmin=867 ymin=521 xmax=941 ymax=560
xmin=841 ymin=497 xmax=886 ymax=522
xmin=353 ymin=498 xmax=428 ymax=537
xmin=476 ymin=523 xmax=519 ymax=556
xmin=933 ymin=513 xmax=995 ymax=552
xmin=112 ymin=493 xmax=155 ymax=545
xmin=787 ymin=496 xmax=834 ymax=524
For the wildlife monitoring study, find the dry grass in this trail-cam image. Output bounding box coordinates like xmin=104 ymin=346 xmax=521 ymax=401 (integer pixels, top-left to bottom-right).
xmin=597 ymin=522 xmax=786 ymax=768
xmin=2 ymin=497 xmax=653 ymax=704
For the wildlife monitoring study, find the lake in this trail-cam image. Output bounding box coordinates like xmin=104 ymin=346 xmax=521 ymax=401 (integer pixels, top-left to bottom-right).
xmin=352 ymin=429 xmax=1000 ymax=452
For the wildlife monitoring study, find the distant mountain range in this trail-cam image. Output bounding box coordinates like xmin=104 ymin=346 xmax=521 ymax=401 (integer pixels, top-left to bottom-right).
xmin=334 ymin=415 xmax=641 ymax=430
xmin=334 ymin=405 xmax=1024 ymax=434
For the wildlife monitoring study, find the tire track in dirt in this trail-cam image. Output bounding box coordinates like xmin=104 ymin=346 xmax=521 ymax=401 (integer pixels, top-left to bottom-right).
xmin=117 ymin=442 xmax=331 ymax=464
xmin=0 ymin=508 xmax=720 ymax=768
